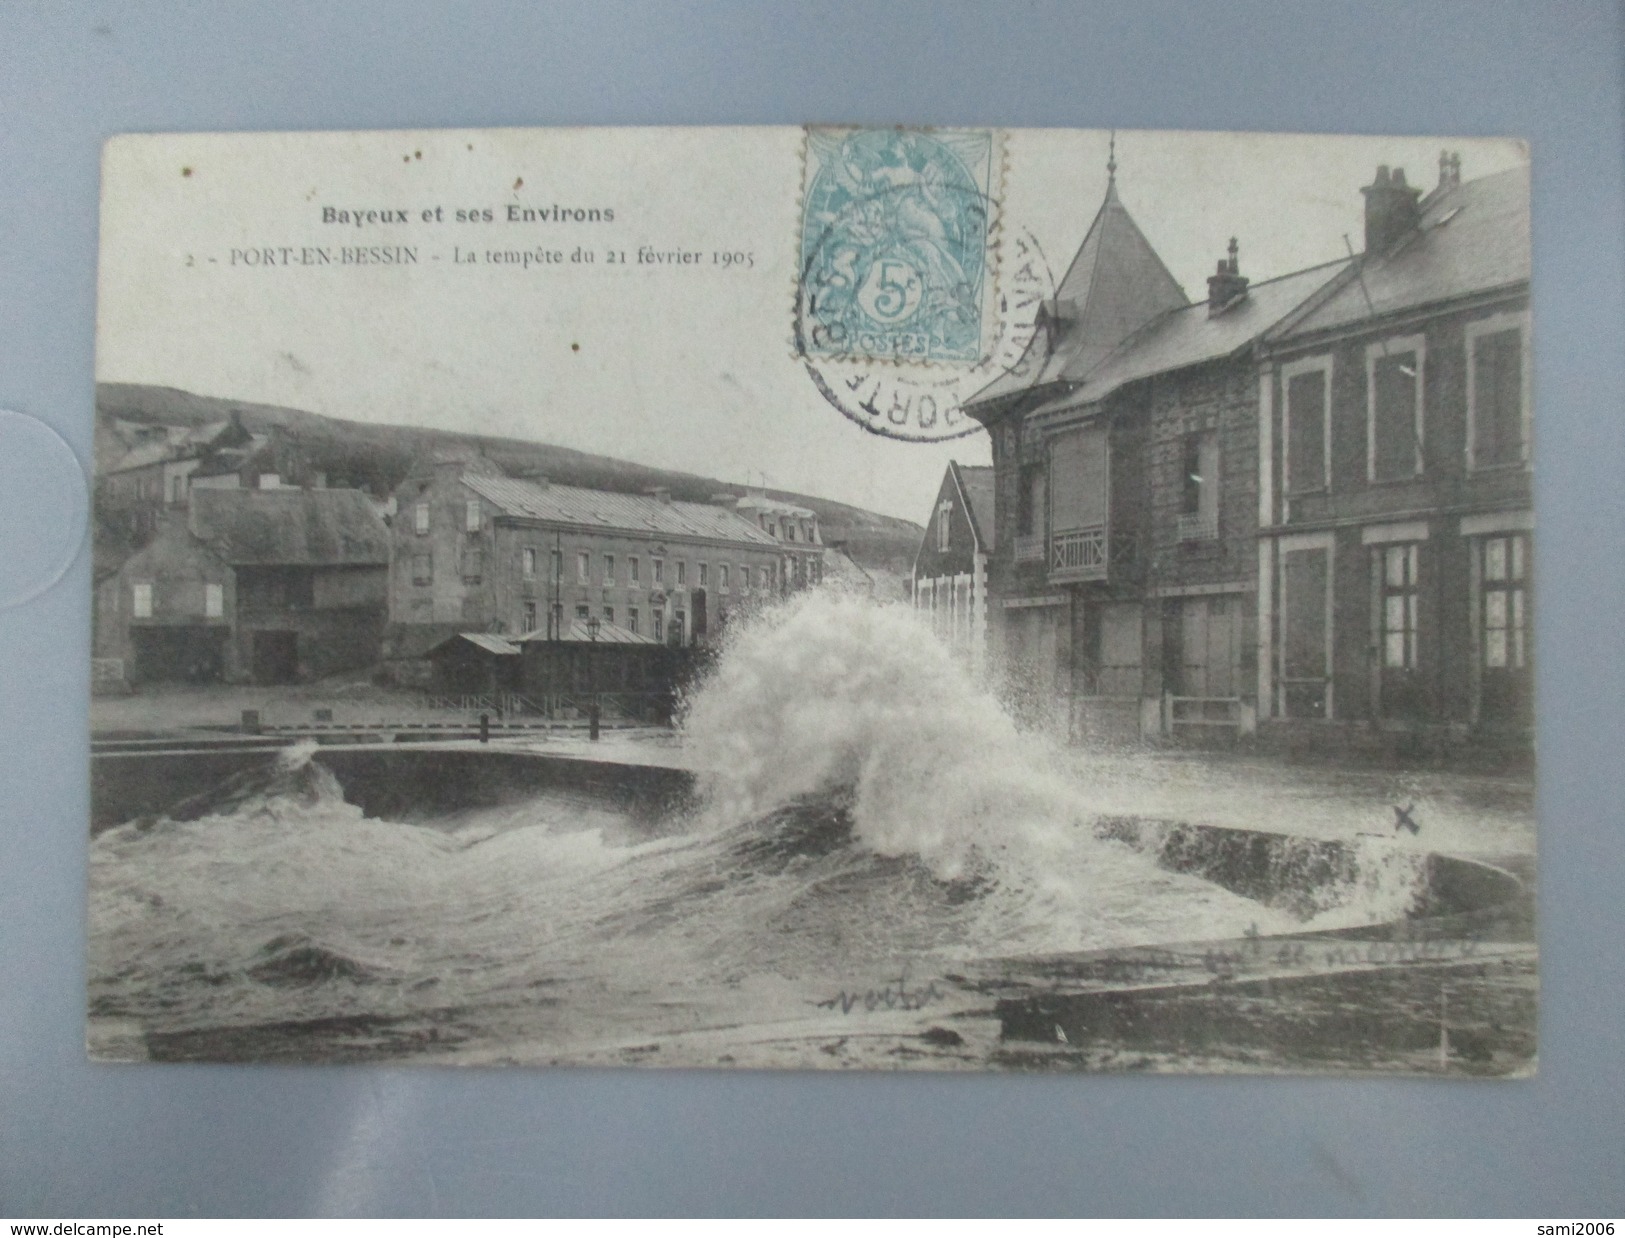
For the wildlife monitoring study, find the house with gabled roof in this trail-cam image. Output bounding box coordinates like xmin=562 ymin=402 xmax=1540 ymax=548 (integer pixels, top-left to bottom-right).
xmin=912 ymin=461 xmax=995 ymax=672
xmin=94 ymin=486 xmax=391 ymax=685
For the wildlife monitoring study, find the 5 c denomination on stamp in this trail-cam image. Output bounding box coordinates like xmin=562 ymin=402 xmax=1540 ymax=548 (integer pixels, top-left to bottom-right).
xmin=794 ymin=127 xmax=1055 ymax=443
xmin=798 ymin=127 xmax=998 ymax=364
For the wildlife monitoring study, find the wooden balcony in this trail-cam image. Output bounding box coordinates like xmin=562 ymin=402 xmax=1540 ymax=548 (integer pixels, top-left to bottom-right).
xmin=1050 ymin=524 xmax=1108 ymax=583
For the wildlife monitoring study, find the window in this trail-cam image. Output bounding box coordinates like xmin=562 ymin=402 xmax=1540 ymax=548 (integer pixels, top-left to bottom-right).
xmin=413 ymin=502 xmax=429 ymax=535
xmin=522 ymin=601 xmax=537 ymax=633
xmin=739 ymin=566 xmax=750 ymax=590
xmin=465 ymin=499 xmax=481 ymax=532
xmin=672 ymin=612 xmax=686 ymax=645
xmin=603 ymin=605 xmax=615 ymax=625
xmin=628 ymin=607 xmax=639 ymax=634
xmin=1049 ymin=425 xmax=1108 ymax=535
xmin=786 ymin=522 xmax=797 ymax=542
xmin=1367 ymin=336 xmax=1425 ymax=482
xmin=1467 ymin=316 xmax=1529 ymax=470
xmin=699 ymin=563 xmax=709 ymax=588
xmin=204 ymin=583 xmax=223 ymax=618
xmin=810 ymin=557 xmax=822 ymax=585
xmin=676 ymin=560 xmax=687 ymax=587
xmin=629 ymin=556 xmax=640 ymax=585
xmin=937 ymin=499 xmax=953 ymax=551
xmin=1283 ymin=356 xmax=1331 ymax=493
xmin=1179 ymin=431 xmax=1219 ymax=540
xmin=766 ymin=562 xmax=776 ymax=589
xmin=653 ymin=557 xmax=665 ymax=585
xmin=1279 ymin=535 xmax=1333 ymax=719
xmin=132 ymin=582 xmax=153 ymax=619
xmin=603 ymin=554 xmax=614 ymax=585
xmin=719 ymin=564 xmax=730 ymax=591
xmin=523 ymin=547 xmax=537 ymax=579
xmin=551 ymin=549 xmax=562 ymax=582
xmin=1482 ymin=534 xmax=1528 ymax=671
xmin=577 ymin=551 xmax=590 ymax=584
xmin=170 ymin=475 xmax=184 ymax=504
xmin=1378 ymin=544 xmax=1420 ymax=669
xmin=576 ymin=604 xmax=590 ymax=620
xmin=461 ymin=547 xmax=484 ymax=584
xmin=550 ymin=603 xmax=563 ymax=638
xmin=412 ymin=554 xmax=432 ymax=586
xmin=653 ymin=610 xmax=664 ymax=642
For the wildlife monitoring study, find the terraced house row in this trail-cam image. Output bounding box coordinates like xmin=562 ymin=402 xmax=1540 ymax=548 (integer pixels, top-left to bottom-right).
xmin=927 ymin=150 xmax=1531 ymax=753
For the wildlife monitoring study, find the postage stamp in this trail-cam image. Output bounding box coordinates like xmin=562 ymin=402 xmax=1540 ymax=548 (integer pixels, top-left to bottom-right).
xmin=797 ymin=127 xmax=1000 ymax=365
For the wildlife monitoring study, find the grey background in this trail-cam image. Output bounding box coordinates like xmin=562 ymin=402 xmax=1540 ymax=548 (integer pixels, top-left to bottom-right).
xmin=2 ymin=0 xmax=1621 ymax=1217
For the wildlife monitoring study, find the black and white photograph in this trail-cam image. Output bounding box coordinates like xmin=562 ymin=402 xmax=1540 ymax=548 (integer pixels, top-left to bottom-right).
xmin=87 ymin=124 xmax=1535 ymax=1075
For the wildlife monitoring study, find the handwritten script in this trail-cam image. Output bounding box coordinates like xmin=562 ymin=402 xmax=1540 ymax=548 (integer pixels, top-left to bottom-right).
xmin=815 ymin=973 xmax=943 ymax=1016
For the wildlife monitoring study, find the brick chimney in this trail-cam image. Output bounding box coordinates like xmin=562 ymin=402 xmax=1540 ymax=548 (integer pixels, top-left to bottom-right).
xmin=1361 ymin=165 xmax=1423 ymax=255
xmin=1206 ymin=237 xmax=1249 ymax=314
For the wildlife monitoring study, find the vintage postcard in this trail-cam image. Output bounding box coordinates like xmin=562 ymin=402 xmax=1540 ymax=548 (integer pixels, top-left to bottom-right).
xmin=89 ymin=126 xmax=1534 ymax=1073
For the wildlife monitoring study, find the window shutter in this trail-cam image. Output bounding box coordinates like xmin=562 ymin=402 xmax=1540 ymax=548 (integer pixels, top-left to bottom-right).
xmin=1049 ymin=426 xmax=1107 ymax=532
xmin=1286 ymin=369 xmax=1327 ymax=491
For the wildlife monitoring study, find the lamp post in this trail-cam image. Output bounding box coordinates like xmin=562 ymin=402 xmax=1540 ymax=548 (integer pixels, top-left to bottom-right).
xmin=585 ymin=614 xmax=601 ymax=741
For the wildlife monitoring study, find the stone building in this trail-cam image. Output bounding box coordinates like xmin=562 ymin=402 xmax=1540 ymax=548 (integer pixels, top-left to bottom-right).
xmin=387 ymin=453 xmax=785 ymax=649
xmin=962 ymin=149 xmax=1528 ymax=753
xmin=1256 ymin=158 xmax=1531 ymax=751
xmin=726 ymin=489 xmax=827 ymax=594
xmin=94 ymin=487 xmax=390 ymax=685
xmin=962 ymin=157 xmax=1352 ymax=741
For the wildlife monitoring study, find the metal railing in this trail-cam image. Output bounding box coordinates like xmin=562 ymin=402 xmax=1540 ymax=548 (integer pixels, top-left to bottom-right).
xmin=416 ymin=693 xmax=549 ymax=716
xmin=1176 ymin=512 xmax=1219 ymax=542
xmin=1167 ymin=695 xmax=1242 ymax=729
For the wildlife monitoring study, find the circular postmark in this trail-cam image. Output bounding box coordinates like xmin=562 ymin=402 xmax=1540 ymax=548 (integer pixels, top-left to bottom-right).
xmin=794 ymin=127 xmax=1058 ymax=443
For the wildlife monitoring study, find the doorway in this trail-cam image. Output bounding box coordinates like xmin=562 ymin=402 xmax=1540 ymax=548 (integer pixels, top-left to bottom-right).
xmin=250 ymin=630 xmax=300 ymax=684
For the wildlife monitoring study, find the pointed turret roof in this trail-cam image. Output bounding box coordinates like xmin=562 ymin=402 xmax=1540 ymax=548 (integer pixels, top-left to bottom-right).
xmin=968 ymin=176 xmax=1188 ymax=416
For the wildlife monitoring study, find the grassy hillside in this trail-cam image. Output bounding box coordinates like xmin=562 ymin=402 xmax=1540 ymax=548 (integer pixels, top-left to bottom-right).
xmin=96 ymin=383 xmax=924 ymax=575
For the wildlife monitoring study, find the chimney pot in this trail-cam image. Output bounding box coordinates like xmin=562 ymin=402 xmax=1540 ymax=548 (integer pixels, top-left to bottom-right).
xmin=1360 ymin=164 xmax=1423 ymax=254
xmin=1206 ymin=238 xmax=1249 ymax=313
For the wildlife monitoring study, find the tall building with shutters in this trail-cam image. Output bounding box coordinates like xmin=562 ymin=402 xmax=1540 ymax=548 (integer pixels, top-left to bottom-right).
xmin=386 ymin=451 xmax=785 ymax=655
xmin=1256 ymin=158 xmax=1532 ymax=749
xmin=964 ymin=149 xmax=1529 ymax=752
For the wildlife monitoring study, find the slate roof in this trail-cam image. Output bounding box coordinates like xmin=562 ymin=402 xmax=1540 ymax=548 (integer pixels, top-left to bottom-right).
xmin=462 ymin=475 xmax=780 ymax=548
xmin=1027 ymin=258 xmax=1352 ymax=418
xmin=103 ymin=418 xmax=246 ymax=475
xmin=451 ymin=633 xmax=522 ymax=656
xmin=733 ymin=493 xmax=817 ymax=520
xmin=188 ymin=488 xmax=391 ymax=566
xmin=1280 ymin=164 xmax=1529 ymax=338
xmin=953 ymin=462 xmax=996 ymax=550
xmin=971 ymin=180 xmax=1189 ymax=407
xmin=514 ymin=619 xmax=659 ymax=646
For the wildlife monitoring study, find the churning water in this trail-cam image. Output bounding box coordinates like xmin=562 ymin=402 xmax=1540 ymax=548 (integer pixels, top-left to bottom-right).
xmin=88 ymin=593 xmax=1430 ymax=1066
